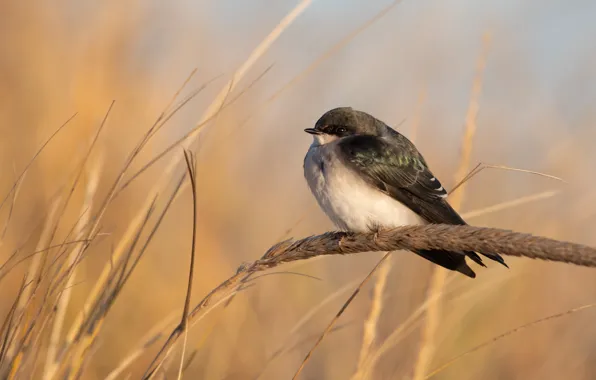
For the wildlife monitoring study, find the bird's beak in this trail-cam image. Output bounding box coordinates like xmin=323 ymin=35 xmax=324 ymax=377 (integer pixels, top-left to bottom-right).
xmin=304 ymin=128 xmax=321 ymax=135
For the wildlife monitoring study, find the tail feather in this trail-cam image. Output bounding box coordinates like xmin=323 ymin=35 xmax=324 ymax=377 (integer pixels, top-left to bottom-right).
xmin=464 ymin=251 xmax=486 ymax=268
xmin=415 ymin=249 xmax=476 ymax=279
xmin=482 ymin=252 xmax=509 ymax=268
xmin=459 ymin=222 xmax=508 ymax=268
xmin=415 ymin=248 xmax=508 ymax=278
xmin=467 ymin=249 xmax=508 ymax=268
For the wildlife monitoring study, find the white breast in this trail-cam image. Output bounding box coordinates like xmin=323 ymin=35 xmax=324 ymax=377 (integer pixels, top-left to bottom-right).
xmin=304 ymin=143 xmax=424 ymax=232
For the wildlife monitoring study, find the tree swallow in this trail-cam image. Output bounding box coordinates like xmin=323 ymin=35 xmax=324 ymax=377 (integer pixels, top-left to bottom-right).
xmin=303 ymin=107 xmax=507 ymax=278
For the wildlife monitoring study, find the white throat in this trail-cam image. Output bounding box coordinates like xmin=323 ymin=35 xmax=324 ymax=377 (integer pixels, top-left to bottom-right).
xmin=313 ymin=134 xmax=339 ymax=146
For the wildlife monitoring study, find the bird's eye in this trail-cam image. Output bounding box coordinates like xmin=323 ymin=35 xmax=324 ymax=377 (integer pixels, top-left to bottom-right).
xmin=336 ymin=127 xmax=347 ymax=134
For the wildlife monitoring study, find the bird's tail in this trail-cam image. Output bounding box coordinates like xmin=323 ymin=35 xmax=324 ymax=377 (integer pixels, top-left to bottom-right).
xmin=415 ymin=249 xmax=477 ymax=278
xmin=464 ymin=250 xmax=509 ymax=268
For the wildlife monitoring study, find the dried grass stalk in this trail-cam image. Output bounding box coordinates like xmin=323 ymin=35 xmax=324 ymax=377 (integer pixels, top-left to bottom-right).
xmin=413 ymin=31 xmax=492 ymax=380
xmin=143 ymin=223 xmax=596 ymax=377
xmin=262 ymin=225 xmax=596 ymax=268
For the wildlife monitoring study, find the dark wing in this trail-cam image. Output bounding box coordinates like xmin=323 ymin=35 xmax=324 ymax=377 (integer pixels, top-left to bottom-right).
xmin=336 ymin=134 xmax=507 ymax=270
xmin=336 ymin=134 xmax=463 ymax=225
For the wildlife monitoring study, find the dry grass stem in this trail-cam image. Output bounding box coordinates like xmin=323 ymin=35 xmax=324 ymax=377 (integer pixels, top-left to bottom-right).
xmin=256 ymin=279 xmax=362 ymax=379
xmin=353 ymin=256 xmax=392 ymax=379
xmin=142 ymin=0 xmax=314 ymax=209
xmin=189 ymin=0 xmax=312 ymax=141
xmin=0 ymin=113 xmax=77 ymax=214
xmin=57 ymin=169 xmax=187 ymax=378
xmin=462 ymin=190 xmax=560 ymax=220
xmin=424 ymin=303 xmax=596 ymax=379
xmin=359 ymin=278 xmax=457 ymax=379
xmin=58 ymin=77 xmax=206 ymax=374
xmin=291 ymin=252 xmax=391 ymax=380
xmin=175 ymin=151 xmax=198 ymax=380
xmin=200 ymin=0 xmax=313 ymax=126
xmin=113 ymin=71 xmax=222 ymax=196
xmin=1 ymin=165 xmax=26 ymax=239
xmin=145 ymin=222 xmax=596 ymax=378
xmin=237 ymin=0 xmax=404 ymax=130
xmin=359 ymin=270 xmax=513 ymax=379
xmin=105 ymin=312 xmax=179 ymax=380
xmin=413 ymin=32 xmax=492 ymax=380
xmin=139 ymin=2 xmax=314 ymax=375
xmin=450 ymin=162 xmax=565 ymax=196
xmin=42 ymin=157 xmax=102 ymax=380
xmin=6 ymin=199 xmax=61 ymax=363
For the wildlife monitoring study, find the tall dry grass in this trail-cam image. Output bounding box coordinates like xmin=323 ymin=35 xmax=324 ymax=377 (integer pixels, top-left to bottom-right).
xmin=1 ymin=1 xmax=596 ymax=379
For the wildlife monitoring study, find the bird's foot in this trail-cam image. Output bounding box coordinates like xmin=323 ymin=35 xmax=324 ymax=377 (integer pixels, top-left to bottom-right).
xmin=369 ymin=224 xmax=384 ymax=243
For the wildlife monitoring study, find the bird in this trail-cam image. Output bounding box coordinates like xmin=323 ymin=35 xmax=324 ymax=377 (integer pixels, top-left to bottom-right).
xmin=303 ymin=107 xmax=507 ymax=278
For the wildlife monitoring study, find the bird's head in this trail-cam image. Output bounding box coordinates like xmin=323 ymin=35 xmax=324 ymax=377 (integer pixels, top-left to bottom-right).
xmin=305 ymin=107 xmax=387 ymax=145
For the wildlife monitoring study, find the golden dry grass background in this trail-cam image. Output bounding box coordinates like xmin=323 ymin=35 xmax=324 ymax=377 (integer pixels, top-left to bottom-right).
xmin=1 ymin=1 xmax=596 ymax=379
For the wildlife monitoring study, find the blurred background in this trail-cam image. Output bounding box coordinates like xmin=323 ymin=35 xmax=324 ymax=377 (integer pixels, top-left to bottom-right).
xmin=1 ymin=0 xmax=596 ymax=379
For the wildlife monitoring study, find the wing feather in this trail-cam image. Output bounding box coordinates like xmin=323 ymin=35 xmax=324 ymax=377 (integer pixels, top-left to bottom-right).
xmin=336 ymin=134 xmax=507 ymax=269
xmin=336 ymin=135 xmax=461 ymax=225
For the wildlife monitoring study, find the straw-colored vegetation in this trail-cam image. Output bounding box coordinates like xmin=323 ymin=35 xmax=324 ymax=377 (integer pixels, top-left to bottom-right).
xmin=1 ymin=2 xmax=595 ymax=379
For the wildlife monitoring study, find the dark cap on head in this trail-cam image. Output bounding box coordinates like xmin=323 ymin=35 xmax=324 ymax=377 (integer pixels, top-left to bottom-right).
xmin=305 ymin=107 xmax=389 ymax=138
